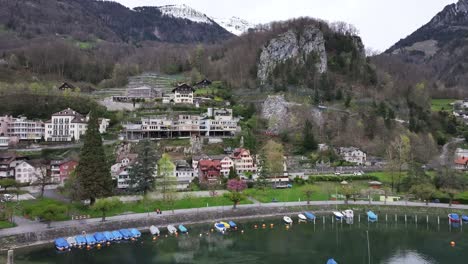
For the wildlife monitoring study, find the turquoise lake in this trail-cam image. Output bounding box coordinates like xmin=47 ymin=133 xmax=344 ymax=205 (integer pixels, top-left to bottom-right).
xmin=6 ymin=216 xmax=468 ymax=264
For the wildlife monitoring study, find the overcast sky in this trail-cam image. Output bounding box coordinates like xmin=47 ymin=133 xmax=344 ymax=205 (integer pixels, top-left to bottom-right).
xmin=114 ymin=0 xmax=457 ymax=51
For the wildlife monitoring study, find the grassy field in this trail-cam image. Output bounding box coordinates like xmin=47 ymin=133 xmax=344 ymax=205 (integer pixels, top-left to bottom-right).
xmin=14 ymin=196 xmax=253 ymax=221
xmin=431 ymin=99 xmax=456 ymax=112
xmin=245 ymin=184 xmax=329 ymax=203
xmin=0 ymin=221 xmax=15 ymax=229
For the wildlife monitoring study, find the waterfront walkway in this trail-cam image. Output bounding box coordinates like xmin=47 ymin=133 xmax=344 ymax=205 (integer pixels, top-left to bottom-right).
xmin=1 ymin=200 xmax=468 ymax=237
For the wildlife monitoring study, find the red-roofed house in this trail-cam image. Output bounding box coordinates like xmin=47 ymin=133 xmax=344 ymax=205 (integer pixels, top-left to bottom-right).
xmin=454 ymin=156 xmax=468 ymax=170
xmin=198 ymin=159 xmax=222 ymax=184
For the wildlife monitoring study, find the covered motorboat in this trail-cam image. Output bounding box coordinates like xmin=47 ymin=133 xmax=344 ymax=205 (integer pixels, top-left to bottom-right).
xmin=66 ymin=237 xmax=76 ymax=248
xmin=54 ymin=238 xmax=70 ymax=251
xmin=367 ymin=211 xmax=378 ymax=222
xmin=178 ymin=225 xmax=188 ymax=234
xmin=298 ymin=214 xmax=307 ymax=222
xmin=167 ymin=225 xmax=178 ymax=235
xmin=214 ymin=222 xmax=226 ymax=233
xmin=283 ymin=216 xmax=293 ymax=225
xmin=150 ymin=225 xmax=160 ymax=236
xmin=130 ymin=228 xmax=141 ymax=238
xmin=112 ymin=230 xmax=123 ymax=240
xmin=304 ymin=212 xmax=316 ymax=221
xmin=449 ymin=213 xmax=460 ymax=223
xmin=333 ymin=211 xmax=344 ymax=220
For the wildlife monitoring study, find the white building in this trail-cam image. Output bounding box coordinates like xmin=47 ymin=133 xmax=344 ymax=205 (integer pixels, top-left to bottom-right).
xmin=14 ymin=160 xmax=45 ymax=184
xmin=230 ymin=148 xmax=257 ymax=176
xmin=0 ymin=137 xmax=9 ymax=149
xmin=174 ymin=160 xmax=197 ymax=187
xmin=117 ymin=169 xmax=130 ymax=189
xmin=220 ymin=156 xmax=234 ymax=177
xmin=45 ymin=108 xmax=109 ymax=142
xmin=0 ymin=115 xmax=44 ymax=140
xmin=124 ymin=108 xmax=240 ymax=140
xmin=338 ymin=147 xmax=367 ymax=165
xmin=172 ymin=84 xmax=194 ymax=104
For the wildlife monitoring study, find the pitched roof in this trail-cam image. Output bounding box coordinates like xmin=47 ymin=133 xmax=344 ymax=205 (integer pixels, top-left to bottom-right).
xmin=52 ymin=108 xmax=83 ymax=117
xmin=231 ymin=148 xmax=249 ymax=159
xmin=172 ymin=83 xmax=195 ymax=93
xmin=455 ymin=156 xmax=468 ymax=165
xmin=58 ymin=82 xmax=75 ymax=90
xmin=194 ymin=79 xmax=212 ymax=87
xmin=199 ymin=159 xmax=221 ymax=169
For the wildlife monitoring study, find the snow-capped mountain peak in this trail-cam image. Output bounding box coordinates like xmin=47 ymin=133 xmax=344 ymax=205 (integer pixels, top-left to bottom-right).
xmin=158 ymin=4 xmax=213 ymax=24
xmin=212 ymin=16 xmax=255 ymax=36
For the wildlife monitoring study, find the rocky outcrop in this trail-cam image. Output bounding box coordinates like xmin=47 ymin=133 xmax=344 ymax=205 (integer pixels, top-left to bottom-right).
xmin=257 ymin=26 xmax=327 ymax=84
xmin=261 ymin=95 xmax=323 ymax=134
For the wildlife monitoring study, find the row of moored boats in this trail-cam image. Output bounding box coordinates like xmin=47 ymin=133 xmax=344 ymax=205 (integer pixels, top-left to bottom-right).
xmin=282 ymin=210 xmax=378 ymax=225
xmin=54 ymin=228 xmax=142 ymax=251
xmin=448 ymin=213 xmax=468 ymax=224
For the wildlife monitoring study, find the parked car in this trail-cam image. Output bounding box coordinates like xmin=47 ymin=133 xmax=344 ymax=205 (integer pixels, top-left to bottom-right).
xmin=0 ymin=194 xmax=14 ymax=202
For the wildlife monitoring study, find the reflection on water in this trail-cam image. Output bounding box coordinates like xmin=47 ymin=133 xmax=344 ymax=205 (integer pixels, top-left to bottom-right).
xmin=8 ymin=218 xmax=468 ymax=264
xmin=384 ymin=250 xmax=436 ymax=264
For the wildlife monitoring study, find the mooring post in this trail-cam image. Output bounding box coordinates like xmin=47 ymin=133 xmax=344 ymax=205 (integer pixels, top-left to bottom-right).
xmin=332 ymin=216 xmax=334 ymax=224
xmin=385 ymin=214 xmax=388 ymax=222
xmin=395 ymin=214 xmax=397 ymax=223
xmin=438 ymin=216 xmax=440 ymax=225
xmin=426 ymin=215 xmax=429 ymax=224
xmin=359 ymin=214 xmax=361 ymax=223
xmin=415 ymin=215 xmax=418 ymax=224
xmin=7 ymin=249 xmax=13 ymax=264
xmin=323 ymin=216 xmax=325 ymax=225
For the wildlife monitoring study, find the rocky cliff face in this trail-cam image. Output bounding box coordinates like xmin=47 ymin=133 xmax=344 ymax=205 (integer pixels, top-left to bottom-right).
xmin=261 ymin=95 xmax=322 ymax=134
xmin=257 ymin=26 xmax=327 ymax=84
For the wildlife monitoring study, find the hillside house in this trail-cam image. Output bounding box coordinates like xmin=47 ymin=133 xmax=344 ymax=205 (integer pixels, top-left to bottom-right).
xmin=45 ymin=108 xmax=109 ymax=142
xmin=0 ymin=115 xmax=45 ymax=141
xmin=50 ymin=159 xmax=78 ymax=184
xmin=198 ymin=159 xmax=222 ymax=184
xmin=193 ymin=79 xmax=212 ymax=89
xmin=230 ymin=148 xmax=257 ymax=176
xmin=0 ymin=153 xmax=27 ymax=179
xmin=127 ymin=86 xmax=158 ymax=99
xmin=338 ymin=147 xmax=367 ymax=165
xmin=172 ymin=83 xmax=194 ymax=104
xmin=14 ymin=160 xmax=46 ymax=184
xmin=58 ymin=82 xmax=76 ymax=91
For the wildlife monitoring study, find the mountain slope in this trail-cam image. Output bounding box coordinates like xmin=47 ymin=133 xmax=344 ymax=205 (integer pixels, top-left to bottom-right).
xmin=383 ymin=0 xmax=468 ymax=91
xmin=212 ymin=16 xmax=255 ymax=36
xmin=0 ymin=0 xmax=233 ymax=44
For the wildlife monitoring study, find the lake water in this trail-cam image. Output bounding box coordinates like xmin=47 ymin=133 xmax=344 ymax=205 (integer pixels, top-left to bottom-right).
xmin=8 ymin=216 xmax=468 ymax=264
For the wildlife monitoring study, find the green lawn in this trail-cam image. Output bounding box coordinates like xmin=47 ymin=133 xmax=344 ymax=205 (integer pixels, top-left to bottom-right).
xmin=14 ymin=196 xmax=252 ymax=222
xmin=367 ymin=171 xmax=407 ymax=184
xmin=245 ymin=184 xmax=328 ymax=203
xmin=431 ymin=99 xmax=456 ymax=112
xmin=0 ymin=221 xmax=15 ymax=229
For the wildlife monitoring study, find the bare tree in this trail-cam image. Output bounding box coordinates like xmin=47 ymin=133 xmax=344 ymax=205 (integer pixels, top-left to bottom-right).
xmin=34 ymin=163 xmax=52 ymax=198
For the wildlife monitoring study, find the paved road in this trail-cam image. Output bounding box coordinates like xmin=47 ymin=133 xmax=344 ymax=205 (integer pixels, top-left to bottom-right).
xmin=12 ymin=140 xmax=117 ymax=152
xmin=1 ymin=200 xmax=467 ymax=237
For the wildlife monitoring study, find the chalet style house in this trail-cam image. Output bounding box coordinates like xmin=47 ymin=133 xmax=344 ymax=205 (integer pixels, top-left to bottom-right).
xmin=57 ymin=82 xmax=76 ymax=91
xmin=338 ymin=147 xmax=367 ymax=165
xmin=198 ymin=159 xmax=222 ymax=184
xmin=163 ymin=83 xmax=195 ymax=104
xmin=194 ymin=79 xmax=212 ymax=89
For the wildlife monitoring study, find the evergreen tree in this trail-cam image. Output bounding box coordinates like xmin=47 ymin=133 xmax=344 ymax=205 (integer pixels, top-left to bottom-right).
xmin=302 ymin=120 xmax=318 ymax=153
xmin=128 ymin=140 xmax=158 ymax=195
xmin=75 ymin=111 xmax=113 ymax=205
xmin=228 ymin=166 xmax=238 ymax=179
xmin=256 ymin=151 xmax=269 ymax=190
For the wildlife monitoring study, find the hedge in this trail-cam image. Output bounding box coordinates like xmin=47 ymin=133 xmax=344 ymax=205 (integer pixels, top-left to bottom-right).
xmin=307 ymin=175 xmax=379 ymax=182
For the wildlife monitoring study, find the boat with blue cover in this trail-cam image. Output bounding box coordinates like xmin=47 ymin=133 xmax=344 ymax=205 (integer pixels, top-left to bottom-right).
xmin=214 ymin=222 xmax=226 ymax=233
xmin=449 ymin=213 xmax=460 ymax=223
xmin=228 ymin=221 xmax=237 ymax=228
xmin=178 ymin=225 xmax=188 ymax=233
xmin=326 ymin=258 xmax=338 ymax=264
xmin=304 ymin=212 xmax=316 ymax=221
xmin=130 ymin=228 xmax=141 ymax=238
xmin=462 ymin=215 xmax=468 ymax=223
xmin=103 ymin=231 xmax=114 ymax=241
xmin=333 ymin=211 xmax=344 ymax=220
xmin=74 ymin=235 xmax=86 ymax=246
xmin=54 ymin=238 xmax=70 ymax=251
xmin=112 ymin=230 xmax=123 ymax=240
xmin=94 ymin=232 xmax=107 ymax=244
xmin=85 ymin=234 xmax=97 ymax=245
xmin=367 ymin=211 xmax=378 ymax=222
xmin=119 ymin=229 xmax=133 ymax=240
